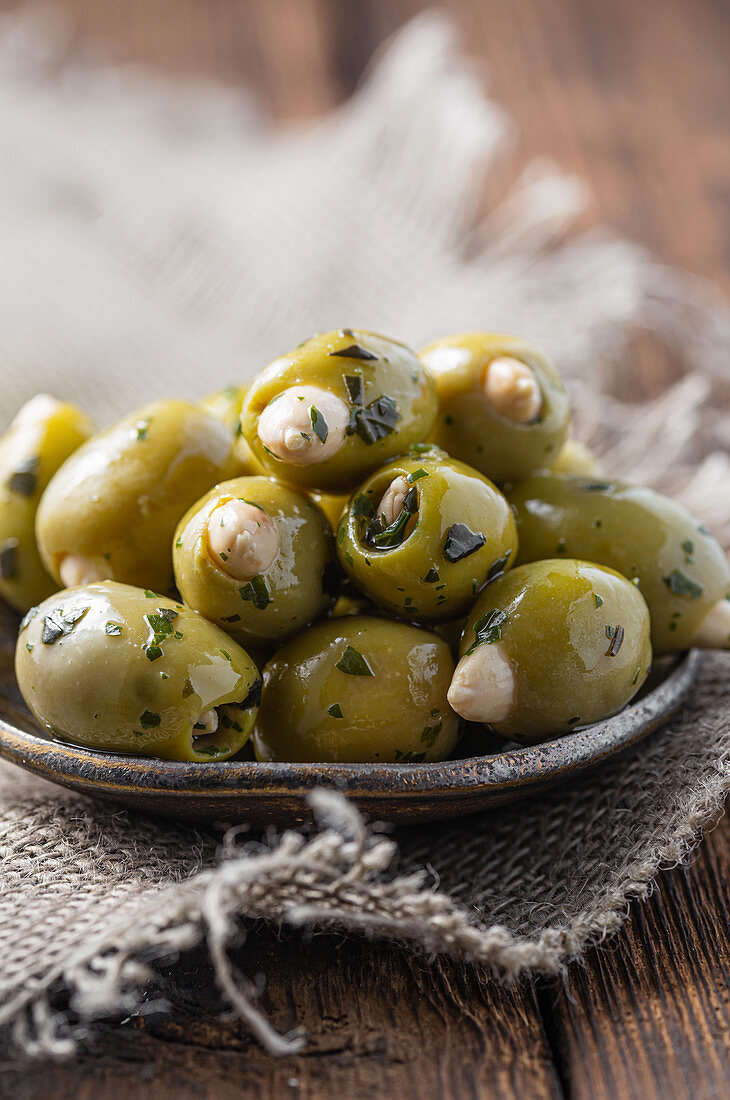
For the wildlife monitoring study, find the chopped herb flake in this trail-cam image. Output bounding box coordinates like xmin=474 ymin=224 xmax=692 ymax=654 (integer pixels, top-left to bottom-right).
xmin=0 ymin=539 xmax=18 ymax=579
xmin=407 ymin=468 xmax=429 ymax=483
xmin=486 ymin=551 xmax=511 ymax=583
xmin=443 ymin=523 xmax=486 ymax=563
xmin=41 ymin=605 xmax=89 ymax=645
xmin=335 ymin=645 xmax=374 ymax=676
xmin=139 ymin=709 xmax=161 ymax=728
xmin=220 ymin=649 xmax=231 ymax=661
xmin=410 ymin=443 xmax=437 ymax=454
xmin=136 ymin=417 xmax=152 ymax=441
xmin=221 ymin=613 xmax=242 ymax=623
xmin=329 ymin=343 xmax=377 ymax=361
xmin=345 ymin=374 xmax=364 ymax=404
xmin=239 ymin=574 xmax=271 ymax=610
xmin=466 ymin=609 xmax=507 ymax=654
xmin=663 ymin=569 xmax=703 ymax=599
xmin=420 ymin=719 xmax=442 ymax=747
xmin=328 ymin=703 xmax=343 ymax=719
xmin=240 ymin=679 xmax=263 ymax=709
xmin=310 ymin=406 xmax=329 ymax=444
xmin=582 ymin=481 xmax=615 ymax=492
xmin=594 ymin=594 xmax=604 ymax=608
xmin=347 ymin=394 xmax=400 ymax=445
xmin=423 ymin=568 xmax=440 ymax=583
xmin=8 ymin=457 xmax=39 ymax=497
xmin=105 ymin=621 xmax=123 ymax=636
xmin=352 ymin=493 xmax=375 ymax=520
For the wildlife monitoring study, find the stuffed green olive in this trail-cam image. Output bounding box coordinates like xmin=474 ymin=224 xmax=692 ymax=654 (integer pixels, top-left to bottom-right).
xmin=336 ymin=450 xmax=517 ymax=622
xmin=0 ymin=395 xmax=94 ymax=612
xmin=421 ymin=332 xmax=570 ymax=483
xmin=240 ymin=329 xmax=438 ymax=491
xmin=173 ymin=476 xmax=338 ymax=646
xmin=36 ymin=400 xmax=240 ymax=594
xmin=508 ymin=474 xmax=730 ymax=652
xmin=449 ymin=559 xmax=652 ymax=744
xmin=15 ymin=582 xmax=262 ymax=760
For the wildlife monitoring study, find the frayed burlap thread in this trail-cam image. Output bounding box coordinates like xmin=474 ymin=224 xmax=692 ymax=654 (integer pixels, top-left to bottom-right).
xmin=1 ymin=654 xmax=728 ymax=1055
xmin=0 ymin=7 xmax=728 ymax=1057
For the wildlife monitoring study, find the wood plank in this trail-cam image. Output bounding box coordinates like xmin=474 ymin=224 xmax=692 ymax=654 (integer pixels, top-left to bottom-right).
xmin=0 ymin=935 xmax=563 ymax=1100
xmin=545 ymin=811 xmax=730 ymax=1100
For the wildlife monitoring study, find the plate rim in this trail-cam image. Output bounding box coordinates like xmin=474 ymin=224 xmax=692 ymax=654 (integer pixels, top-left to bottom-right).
xmin=0 ymin=650 xmax=702 ymax=804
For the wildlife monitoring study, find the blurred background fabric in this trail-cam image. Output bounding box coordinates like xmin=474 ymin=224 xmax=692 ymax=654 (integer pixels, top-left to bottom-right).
xmin=1 ymin=6 xmax=728 ymax=535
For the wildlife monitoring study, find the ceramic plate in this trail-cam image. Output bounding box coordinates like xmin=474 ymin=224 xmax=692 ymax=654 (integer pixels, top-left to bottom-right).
xmin=0 ymin=604 xmax=701 ymax=825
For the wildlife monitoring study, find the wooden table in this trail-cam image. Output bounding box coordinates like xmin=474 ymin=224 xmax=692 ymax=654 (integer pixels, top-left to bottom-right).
xmin=1 ymin=2 xmax=728 ymax=1097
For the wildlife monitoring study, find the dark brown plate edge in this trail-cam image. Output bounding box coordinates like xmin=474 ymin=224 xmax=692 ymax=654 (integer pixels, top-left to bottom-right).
xmin=0 ymin=650 xmax=702 ymax=808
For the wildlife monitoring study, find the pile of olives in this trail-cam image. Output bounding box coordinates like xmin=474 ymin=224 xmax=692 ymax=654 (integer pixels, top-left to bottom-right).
xmin=3 ymin=329 xmax=729 ymax=764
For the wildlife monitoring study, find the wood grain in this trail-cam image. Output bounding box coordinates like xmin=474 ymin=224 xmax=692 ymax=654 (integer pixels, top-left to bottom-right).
xmin=547 ymin=814 xmax=730 ymax=1100
xmin=0 ymin=936 xmax=563 ymax=1100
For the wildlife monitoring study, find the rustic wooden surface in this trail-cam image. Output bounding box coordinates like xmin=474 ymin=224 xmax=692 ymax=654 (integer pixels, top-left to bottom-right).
xmin=0 ymin=1 xmax=728 ymax=1097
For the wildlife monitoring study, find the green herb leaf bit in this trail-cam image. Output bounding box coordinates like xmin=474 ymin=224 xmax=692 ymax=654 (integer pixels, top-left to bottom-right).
xmin=329 ymin=343 xmax=377 ymax=361
xmin=41 ymin=604 xmax=90 ymax=645
xmin=239 ymin=574 xmax=271 ymax=610
xmin=443 ymin=523 xmax=486 ymax=563
xmin=0 ymin=539 xmax=18 ymax=580
xmin=347 ymin=394 xmax=401 ymax=445
xmin=335 ymin=645 xmax=374 ymax=676
xmin=309 ymin=405 xmax=329 ymax=444
xmin=7 ymin=456 xmax=39 ymax=497
xmin=663 ymin=569 xmax=703 ymax=599
xmin=466 ymin=610 xmax=508 ymax=654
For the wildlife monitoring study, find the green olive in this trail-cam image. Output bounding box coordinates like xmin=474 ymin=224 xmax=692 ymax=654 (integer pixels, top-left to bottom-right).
xmin=549 ymin=439 xmax=602 ymax=477
xmin=253 ymin=616 xmax=460 ymax=763
xmin=173 ymin=476 xmax=338 ymax=646
xmin=241 ymin=329 xmax=438 ymax=491
xmin=451 ymin=559 xmax=652 ymax=744
xmin=337 ymin=449 xmax=517 ymax=622
xmin=15 ymin=582 xmax=261 ymax=761
xmin=199 ymin=384 xmax=265 ymax=475
xmin=0 ymin=396 xmax=94 ymax=613
xmin=421 ymin=332 xmax=570 ymax=483
xmin=36 ymin=400 xmax=240 ymax=594
xmin=508 ymin=474 xmax=730 ymax=653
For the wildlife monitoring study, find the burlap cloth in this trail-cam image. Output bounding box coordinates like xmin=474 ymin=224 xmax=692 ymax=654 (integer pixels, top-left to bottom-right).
xmin=0 ymin=8 xmax=728 ymax=1056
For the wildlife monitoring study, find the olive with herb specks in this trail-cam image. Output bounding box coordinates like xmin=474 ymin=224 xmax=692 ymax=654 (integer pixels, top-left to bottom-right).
xmin=253 ymin=616 xmax=460 ymax=763
xmin=173 ymin=476 xmax=338 ymax=646
xmin=449 ymin=559 xmax=652 ymax=744
xmin=240 ymin=329 xmax=438 ymax=491
xmin=336 ymin=450 xmax=517 ymax=622
xmin=421 ymin=332 xmax=570 ymax=483
xmin=36 ymin=400 xmax=240 ymax=594
xmin=15 ymin=582 xmax=262 ymax=761
xmin=0 ymin=395 xmax=94 ymax=613
xmin=508 ymin=474 xmax=730 ymax=652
